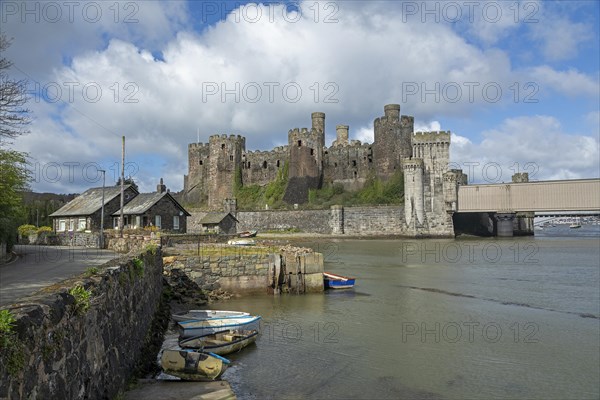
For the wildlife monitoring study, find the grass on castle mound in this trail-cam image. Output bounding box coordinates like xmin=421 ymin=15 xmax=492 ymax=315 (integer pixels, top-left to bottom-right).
xmin=233 ymin=167 xmax=404 ymax=211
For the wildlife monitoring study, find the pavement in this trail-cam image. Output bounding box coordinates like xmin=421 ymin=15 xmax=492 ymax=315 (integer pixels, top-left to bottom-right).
xmin=0 ymin=244 xmax=120 ymax=306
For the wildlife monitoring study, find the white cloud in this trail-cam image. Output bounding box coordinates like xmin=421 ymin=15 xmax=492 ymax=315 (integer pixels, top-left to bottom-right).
xmin=529 ymin=16 xmax=593 ymax=61
xmin=5 ymin=0 xmax=598 ymax=193
xmin=529 ymin=66 xmax=600 ymax=97
xmin=450 ymin=115 xmax=600 ymax=183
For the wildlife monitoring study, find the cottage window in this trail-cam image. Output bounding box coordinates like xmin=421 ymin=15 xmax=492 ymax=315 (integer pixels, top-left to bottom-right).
xmin=173 ymin=216 xmax=180 ymax=230
xmin=69 ymin=220 xmax=75 ymax=231
xmin=78 ymin=218 xmax=86 ymax=231
xmin=59 ymin=220 xmax=66 ymax=232
xmin=155 ymin=215 xmax=162 ymax=229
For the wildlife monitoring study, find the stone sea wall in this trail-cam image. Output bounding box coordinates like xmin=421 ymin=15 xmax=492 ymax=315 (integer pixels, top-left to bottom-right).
xmin=163 ymin=247 xmax=324 ymax=295
xmin=0 ymin=248 xmax=163 ymax=399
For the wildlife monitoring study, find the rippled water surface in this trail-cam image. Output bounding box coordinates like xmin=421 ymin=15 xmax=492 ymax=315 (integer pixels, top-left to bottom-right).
xmin=210 ymin=227 xmax=600 ymax=399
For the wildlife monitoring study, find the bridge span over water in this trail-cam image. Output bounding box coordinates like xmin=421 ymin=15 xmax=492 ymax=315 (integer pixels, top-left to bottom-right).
xmin=454 ymin=178 xmax=600 ymax=236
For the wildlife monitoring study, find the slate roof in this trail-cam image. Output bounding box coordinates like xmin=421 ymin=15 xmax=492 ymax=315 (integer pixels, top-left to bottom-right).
xmin=112 ymin=192 xmax=191 ymax=216
xmin=50 ymin=185 xmax=136 ymax=217
xmin=199 ymin=212 xmax=238 ymax=224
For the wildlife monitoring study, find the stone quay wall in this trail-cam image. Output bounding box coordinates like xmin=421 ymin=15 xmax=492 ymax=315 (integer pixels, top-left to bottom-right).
xmin=164 ymin=248 xmax=324 ymax=295
xmin=188 ymin=205 xmax=455 ymax=237
xmin=0 ymin=248 xmax=163 ymax=400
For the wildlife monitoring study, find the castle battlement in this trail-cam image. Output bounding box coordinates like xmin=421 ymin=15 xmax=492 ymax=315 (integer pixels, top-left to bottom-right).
xmin=413 ymin=131 xmax=451 ymax=143
xmin=403 ymin=158 xmax=425 ymax=169
xmin=189 ymin=142 xmax=209 ymax=149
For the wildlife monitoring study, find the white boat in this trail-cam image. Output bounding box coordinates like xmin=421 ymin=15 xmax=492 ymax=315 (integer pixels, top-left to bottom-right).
xmin=569 ymin=224 xmax=582 ymax=229
xmin=179 ymin=329 xmax=259 ymax=355
xmin=172 ymin=310 xmax=250 ymax=323
xmin=227 ymin=238 xmax=256 ymax=246
xmin=178 ymin=315 xmax=262 ymax=338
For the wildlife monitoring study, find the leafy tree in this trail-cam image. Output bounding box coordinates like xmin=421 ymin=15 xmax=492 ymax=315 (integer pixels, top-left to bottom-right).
xmin=0 ymin=35 xmax=31 ymax=250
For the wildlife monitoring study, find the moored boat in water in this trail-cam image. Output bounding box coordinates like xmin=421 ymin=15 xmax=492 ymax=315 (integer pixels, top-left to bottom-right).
xmin=179 ymin=329 xmax=259 ymax=355
xmin=227 ymin=238 xmax=256 ymax=246
xmin=172 ymin=310 xmax=250 ymax=323
xmin=178 ymin=315 xmax=262 ymax=338
xmin=160 ymin=350 xmax=230 ymax=380
xmin=323 ymin=272 xmax=356 ymax=289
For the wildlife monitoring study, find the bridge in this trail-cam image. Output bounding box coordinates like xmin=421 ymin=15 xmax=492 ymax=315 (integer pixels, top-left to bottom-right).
xmin=455 ymin=178 xmax=600 ymax=236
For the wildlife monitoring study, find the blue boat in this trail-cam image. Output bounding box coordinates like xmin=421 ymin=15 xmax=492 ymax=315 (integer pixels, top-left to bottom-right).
xmin=323 ymin=272 xmax=356 ymax=289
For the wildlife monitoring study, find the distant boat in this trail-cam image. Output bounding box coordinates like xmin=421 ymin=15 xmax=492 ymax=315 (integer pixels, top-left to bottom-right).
xmin=160 ymin=350 xmax=230 ymax=380
xmin=323 ymin=272 xmax=356 ymax=289
xmin=239 ymin=230 xmax=258 ymax=238
xmin=179 ymin=329 xmax=259 ymax=355
xmin=172 ymin=310 xmax=250 ymax=323
xmin=178 ymin=315 xmax=262 ymax=338
xmin=227 ymin=238 xmax=256 ymax=246
xmin=569 ymin=224 xmax=582 ymax=229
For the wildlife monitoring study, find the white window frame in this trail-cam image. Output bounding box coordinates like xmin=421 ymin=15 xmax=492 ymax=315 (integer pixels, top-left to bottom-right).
xmin=155 ymin=215 xmax=161 ymax=229
xmin=78 ymin=218 xmax=86 ymax=231
xmin=173 ymin=216 xmax=179 ymax=230
xmin=59 ymin=220 xmax=66 ymax=232
xmin=69 ymin=219 xmax=75 ymax=231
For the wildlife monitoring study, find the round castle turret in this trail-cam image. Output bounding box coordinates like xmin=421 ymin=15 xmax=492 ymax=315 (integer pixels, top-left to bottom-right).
xmin=334 ymin=125 xmax=349 ymax=147
xmin=384 ymin=104 xmax=401 ymax=121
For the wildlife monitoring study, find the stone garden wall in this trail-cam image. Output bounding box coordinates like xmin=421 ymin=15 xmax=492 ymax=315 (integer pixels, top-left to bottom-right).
xmin=0 ymin=248 xmax=163 ymax=399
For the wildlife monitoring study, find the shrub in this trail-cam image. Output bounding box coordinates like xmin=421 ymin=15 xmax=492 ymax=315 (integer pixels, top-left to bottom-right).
xmin=37 ymin=226 xmax=52 ymax=234
xmin=132 ymin=258 xmax=144 ymax=277
xmin=68 ymin=285 xmax=91 ymax=315
xmin=17 ymin=224 xmax=37 ymax=237
xmin=0 ymin=309 xmax=16 ymax=336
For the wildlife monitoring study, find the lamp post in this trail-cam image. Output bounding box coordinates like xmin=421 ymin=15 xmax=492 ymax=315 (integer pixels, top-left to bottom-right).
xmin=99 ymin=169 xmax=106 ymax=249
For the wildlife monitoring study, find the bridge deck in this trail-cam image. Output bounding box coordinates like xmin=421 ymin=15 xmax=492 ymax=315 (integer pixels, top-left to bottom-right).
xmin=457 ymin=178 xmax=600 ymax=213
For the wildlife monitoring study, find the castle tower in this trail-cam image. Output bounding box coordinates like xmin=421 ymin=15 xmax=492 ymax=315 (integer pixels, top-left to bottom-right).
xmin=403 ymin=158 xmax=425 ymax=227
xmin=373 ymin=104 xmax=414 ymax=178
xmin=311 ymin=112 xmax=325 ymax=135
xmin=207 ymin=134 xmax=246 ymax=209
xmin=183 ymin=142 xmax=210 ymax=205
xmin=333 ymin=125 xmax=349 ymax=147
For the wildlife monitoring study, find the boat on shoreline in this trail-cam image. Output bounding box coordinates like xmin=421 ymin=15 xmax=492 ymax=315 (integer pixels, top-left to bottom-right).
xmin=178 ymin=315 xmax=262 ymax=338
xmin=172 ymin=310 xmax=250 ymax=323
xmin=238 ymin=230 xmax=258 ymax=238
xmin=323 ymin=272 xmax=356 ymax=289
xmin=160 ymin=350 xmax=230 ymax=380
xmin=227 ymin=238 xmax=256 ymax=246
xmin=179 ymin=329 xmax=259 ymax=355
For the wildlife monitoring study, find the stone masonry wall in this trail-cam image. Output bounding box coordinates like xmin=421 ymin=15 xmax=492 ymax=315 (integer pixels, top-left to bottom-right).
xmin=163 ymin=249 xmax=323 ymax=295
xmin=0 ymin=248 xmax=163 ymax=399
xmin=236 ymin=210 xmax=331 ymax=234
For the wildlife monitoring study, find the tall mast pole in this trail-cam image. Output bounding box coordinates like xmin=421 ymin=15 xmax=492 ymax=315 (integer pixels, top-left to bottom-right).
xmin=119 ymin=136 xmax=125 ymax=237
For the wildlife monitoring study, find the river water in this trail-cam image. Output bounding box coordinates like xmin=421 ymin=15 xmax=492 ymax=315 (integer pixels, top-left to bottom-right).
xmin=210 ymin=225 xmax=600 ymax=399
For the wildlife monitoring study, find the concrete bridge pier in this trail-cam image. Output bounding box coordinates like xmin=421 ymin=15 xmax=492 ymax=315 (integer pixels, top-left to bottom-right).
xmin=495 ymin=212 xmax=516 ymax=237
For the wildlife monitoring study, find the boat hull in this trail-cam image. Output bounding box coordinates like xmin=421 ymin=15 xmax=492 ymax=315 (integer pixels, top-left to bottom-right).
xmin=178 ymin=315 xmax=262 ymax=338
xmin=160 ymin=350 xmax=229 ymax=380
xmin=172 ymin=310 xmax=250 ymax=323
xmin=180 ymin=329 xmax=259 ymax=355
xmin=323 ymin=272 xmax=356 ymax=289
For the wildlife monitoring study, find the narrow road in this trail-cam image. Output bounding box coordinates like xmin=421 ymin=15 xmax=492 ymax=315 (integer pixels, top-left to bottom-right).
xmin=0 ymin=245 xmax=120 ymax=306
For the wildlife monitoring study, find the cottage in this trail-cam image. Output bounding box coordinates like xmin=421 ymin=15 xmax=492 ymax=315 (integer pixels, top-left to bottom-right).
xmin=50 ymin=185 xmax=138 ymax=232
xmin=199 ymin=212 xmax=238 ymax=234
xmin=111 ymin=179 xmax=190 ymax=232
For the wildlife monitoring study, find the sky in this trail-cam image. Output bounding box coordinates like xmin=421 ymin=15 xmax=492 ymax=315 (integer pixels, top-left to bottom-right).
xmin=1 ymin=0 xmax=599 ymax=194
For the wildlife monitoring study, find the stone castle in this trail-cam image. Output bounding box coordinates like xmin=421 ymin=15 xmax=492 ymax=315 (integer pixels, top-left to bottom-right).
xmin=183 ymin=104 xmax=465 ymax=235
